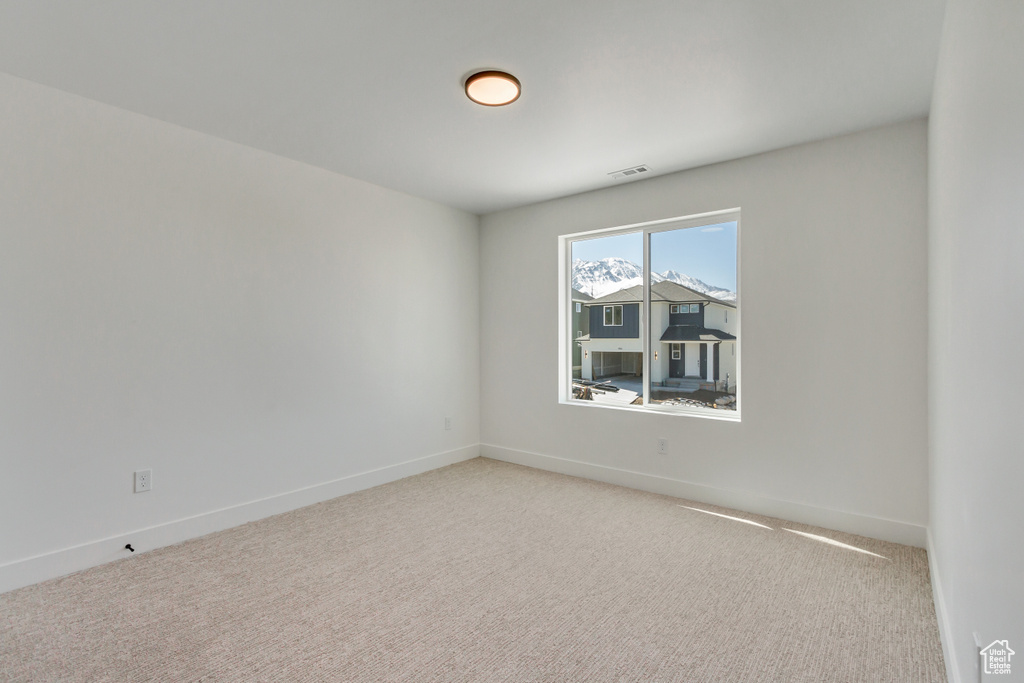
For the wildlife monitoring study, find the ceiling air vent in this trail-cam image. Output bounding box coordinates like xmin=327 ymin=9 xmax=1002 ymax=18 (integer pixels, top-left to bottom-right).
xmin=608 ymin=164 xmax=651 ymax=180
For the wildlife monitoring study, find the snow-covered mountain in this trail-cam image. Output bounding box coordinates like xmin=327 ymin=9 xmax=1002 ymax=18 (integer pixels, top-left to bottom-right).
xmin=572 ymin=258 xmax=736 ymax=301
xmin=571 ymin=258 xmax=643 ymax=298
xmin=658 ymin=269 xmax=737 ymax=302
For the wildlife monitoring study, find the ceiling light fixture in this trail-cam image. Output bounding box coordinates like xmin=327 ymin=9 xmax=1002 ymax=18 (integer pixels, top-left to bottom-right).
xmin=464 ymin=70 xmax=521 ymax=106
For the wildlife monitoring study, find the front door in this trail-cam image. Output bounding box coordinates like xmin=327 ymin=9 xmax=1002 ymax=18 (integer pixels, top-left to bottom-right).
xmin=684 ymin=343 xmax=700 ymax=376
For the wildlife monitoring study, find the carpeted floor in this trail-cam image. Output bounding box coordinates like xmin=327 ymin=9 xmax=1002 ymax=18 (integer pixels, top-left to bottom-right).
xmin=0 ymin=457 xmax=946 ymax=682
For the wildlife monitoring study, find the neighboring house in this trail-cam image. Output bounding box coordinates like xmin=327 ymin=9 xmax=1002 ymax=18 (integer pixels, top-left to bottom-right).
xmin=571 ymin=289 xmax=593 ymax=377
xmin=577 ymin=280 xmax=737 ymax=391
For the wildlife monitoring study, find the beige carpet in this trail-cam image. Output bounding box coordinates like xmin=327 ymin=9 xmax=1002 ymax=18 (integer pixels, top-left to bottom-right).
xmin=0 ymin=457 xmax=945 ymax=682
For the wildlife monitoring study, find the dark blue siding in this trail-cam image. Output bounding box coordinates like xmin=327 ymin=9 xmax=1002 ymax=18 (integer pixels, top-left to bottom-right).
xmin=669 ymin=303 xmax=704 ymax=326
xmin=669 ymin=344 xmax=685 ymax=378
xmin=589 ymin=303 xmax=640 ymax=339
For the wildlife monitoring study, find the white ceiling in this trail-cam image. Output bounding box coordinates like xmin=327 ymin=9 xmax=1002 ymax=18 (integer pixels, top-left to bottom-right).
xmin=0 ymin=1 xmax=946 ymax=214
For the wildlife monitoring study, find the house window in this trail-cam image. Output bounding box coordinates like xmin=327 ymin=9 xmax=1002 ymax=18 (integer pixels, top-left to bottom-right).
xmin=562 ymin=209 xmax=740 ymax=419
xmin=576 ymin=302 xmax=582 ymax=313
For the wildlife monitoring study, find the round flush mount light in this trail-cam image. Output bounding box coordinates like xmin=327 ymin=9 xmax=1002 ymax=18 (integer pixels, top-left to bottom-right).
xmin=464 ymin=70 xmax=521 ymax=106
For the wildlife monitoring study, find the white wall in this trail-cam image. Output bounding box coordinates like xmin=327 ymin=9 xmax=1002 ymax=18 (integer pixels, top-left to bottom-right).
xmin=928 ymin=1 xmax=1024 ymax=680
xmin=703 ymin=303 xmax=736 ymax=336
xmin=0 ymin=72 xmax=480 ymax=592
xmin=480 ymin=120 xmax=929 ymax=544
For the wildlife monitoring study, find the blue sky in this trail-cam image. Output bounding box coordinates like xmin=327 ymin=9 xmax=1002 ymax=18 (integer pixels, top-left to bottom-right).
xmin=572 ymin=221 xmax=737 ymax=291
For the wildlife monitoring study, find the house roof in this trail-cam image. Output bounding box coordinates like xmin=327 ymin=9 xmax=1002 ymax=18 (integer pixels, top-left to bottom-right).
xmin=571 ymin=289 xmax=594 ymax=302
xmin=660 ymin=325 xmax=737 ymax=342
xmin=578 ymin=324 xmax=735 ymax=343
xmin=587 ymin=280 xmax=736 ymax=308
xmin=587 ymin=284 xmax=644 ymax=305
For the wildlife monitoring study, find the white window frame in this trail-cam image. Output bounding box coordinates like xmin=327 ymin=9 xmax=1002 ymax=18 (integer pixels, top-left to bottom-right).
xmin=603 ymin=305 xmax=623 ymax=326
xmin=689 ymin=304 xmax=700 ymax=313
xmin=671 ymin=344 xmax=681 ymax=360
xmin=575 ymin=302 xmax=582 ymax=313
xmin=558 ymin=208 xmax=741 ymax=421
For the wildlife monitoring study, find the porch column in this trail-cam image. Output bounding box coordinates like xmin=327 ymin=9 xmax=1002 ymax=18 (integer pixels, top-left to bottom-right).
xmin=710 ymin=342 xmax=718 ymax=386
xmin=704 ymin=342 xmax=713 ymax=382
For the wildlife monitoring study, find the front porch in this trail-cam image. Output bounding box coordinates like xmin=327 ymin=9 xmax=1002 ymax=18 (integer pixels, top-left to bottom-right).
xmin=662 ymin=376 xmax=709 ymax=392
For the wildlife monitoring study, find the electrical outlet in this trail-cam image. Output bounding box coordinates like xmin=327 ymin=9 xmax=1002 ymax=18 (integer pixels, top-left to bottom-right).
xmin=657 ymin=438 xmax=668 ymax=455
xmin=134 ymin=469 xmax=152 ymax=493
xmin=445 ymin=417 xmax=452 ymax=431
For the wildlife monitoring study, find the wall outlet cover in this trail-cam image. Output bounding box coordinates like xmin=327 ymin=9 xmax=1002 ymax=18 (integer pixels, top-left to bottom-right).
xmin=134 ymin=469 xmax=152 ymax=493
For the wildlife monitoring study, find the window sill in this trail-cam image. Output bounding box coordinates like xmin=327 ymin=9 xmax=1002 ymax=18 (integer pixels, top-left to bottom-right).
xmin=559 ymin=397 xmax=741 ymax=422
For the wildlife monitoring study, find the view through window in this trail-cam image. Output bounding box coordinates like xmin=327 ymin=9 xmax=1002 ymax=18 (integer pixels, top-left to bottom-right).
xmin=566 ymin=211 xmax=739 ymax=418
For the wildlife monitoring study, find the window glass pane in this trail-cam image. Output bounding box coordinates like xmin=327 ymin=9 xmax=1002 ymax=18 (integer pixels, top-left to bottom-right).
xmin=648 ymin=221 xmax=738 ymax=412
xmin=570 ymin=232 xmax=644 ymax=403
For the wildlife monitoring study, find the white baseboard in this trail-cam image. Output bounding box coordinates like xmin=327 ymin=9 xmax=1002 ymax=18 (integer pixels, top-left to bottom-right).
xmin=927 ymin=529 xmax=961 ymax=683
xmin=481 ymin=444 xmax=928 ymax=547
xmin=0 ymin=445 xmax=480 ymax=595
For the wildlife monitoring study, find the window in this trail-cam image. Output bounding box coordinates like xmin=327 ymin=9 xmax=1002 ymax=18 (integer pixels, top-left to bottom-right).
xmin=561 ymin=209 xmax=740 ymax=419
xmin=575 ymin=302 xmax=582 ymax=313
xmin=604 ymin=305 xmax=623 ymax=326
